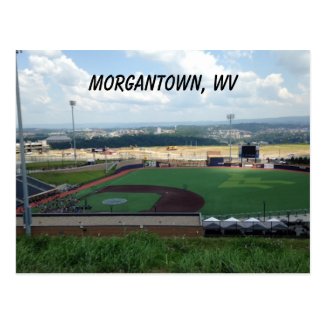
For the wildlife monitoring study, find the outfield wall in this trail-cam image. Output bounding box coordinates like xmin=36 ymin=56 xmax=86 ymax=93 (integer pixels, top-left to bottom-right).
xmin=16 ymin=212 xmax=309 ymax=238
xmin=274 ymin=164 xmax=310 ymax=172
xmin=115 ymin=159 xmax=144 ymax=174
xmin=16 ymin=225 xmax=203 ymax=237
xmin=114 ymin=159 xmax=310 ymax=173
xmin=16 ymin=213 xmax=203 ymax=237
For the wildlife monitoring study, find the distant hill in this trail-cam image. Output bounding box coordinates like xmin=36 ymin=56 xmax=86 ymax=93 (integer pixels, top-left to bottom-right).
xmin=23 ymin=116 xmax=309 ymax=129
xmin=231 ymin=116 xmax=309 ymax=125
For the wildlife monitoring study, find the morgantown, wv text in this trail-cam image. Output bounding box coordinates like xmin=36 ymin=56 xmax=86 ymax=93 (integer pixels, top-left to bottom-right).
xmin=88 ymin=74 xmax=239 ymax=94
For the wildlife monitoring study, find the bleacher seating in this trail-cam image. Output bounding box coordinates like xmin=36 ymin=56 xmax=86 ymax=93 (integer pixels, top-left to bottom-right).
xmin=16 ymin=175 xmax=56 ymax=206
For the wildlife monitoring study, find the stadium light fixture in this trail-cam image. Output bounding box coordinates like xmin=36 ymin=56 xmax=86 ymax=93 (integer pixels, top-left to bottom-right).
xmin=69 ymin=100 xmax=77 ymax=166
xmin=16 ymin=50 xmax=32 ymax=235
xmin=227 ymin=114 xmax=235 ymax=162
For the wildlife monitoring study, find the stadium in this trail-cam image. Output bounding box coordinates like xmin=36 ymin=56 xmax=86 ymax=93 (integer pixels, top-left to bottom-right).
xmin=16 ymin=144 xmax=310 ymax=238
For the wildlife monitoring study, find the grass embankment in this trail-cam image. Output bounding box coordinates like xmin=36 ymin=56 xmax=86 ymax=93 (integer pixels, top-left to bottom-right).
xmin=26 ymin=160 xmax=87 ymax=171
xmin=16 ymin=233 xmax=309 ymax=273
xmin=31 ymin=170 xmax=107 ymax=186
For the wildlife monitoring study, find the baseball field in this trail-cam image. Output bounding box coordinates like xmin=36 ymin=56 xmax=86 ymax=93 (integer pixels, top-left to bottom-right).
xmin=72 ymin=168 xmax=309 ymax=216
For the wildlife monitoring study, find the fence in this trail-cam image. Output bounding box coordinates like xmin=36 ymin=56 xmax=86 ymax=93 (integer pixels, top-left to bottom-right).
xmin=202 ymin=209 xmax=310 ymax=222
xmin=274 ymin=164 xmax=310 ymax=172
xmin=17 ymin=154 xmax=121 ymax=166
xmin=202 ymin=220 xmax=309 ymax=237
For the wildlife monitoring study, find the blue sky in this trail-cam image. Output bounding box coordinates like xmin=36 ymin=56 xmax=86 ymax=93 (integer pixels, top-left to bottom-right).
xmin=17 ymin=50 xmax=309 ymax=126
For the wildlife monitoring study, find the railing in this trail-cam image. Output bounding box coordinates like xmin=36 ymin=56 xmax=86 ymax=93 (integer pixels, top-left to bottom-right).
xmin=202 ymin=209 xmax=310 ymax=222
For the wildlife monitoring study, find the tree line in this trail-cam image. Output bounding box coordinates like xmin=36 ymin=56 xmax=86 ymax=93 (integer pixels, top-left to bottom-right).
xmin=48 ymin=134 xmax=220 ymax=150
xmin=286 ymin=156 xmax=310 ymax=165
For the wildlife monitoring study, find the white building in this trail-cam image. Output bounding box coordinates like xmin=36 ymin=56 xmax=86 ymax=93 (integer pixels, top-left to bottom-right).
xmin=16 ymin=140 xmax=49 ymax=154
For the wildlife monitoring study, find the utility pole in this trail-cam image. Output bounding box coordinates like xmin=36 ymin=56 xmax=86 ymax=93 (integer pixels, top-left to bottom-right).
xmin=105 ymin=150 xmax=108 ymax=174
xmin=227 ymin=114 xmax=235 ymax=162
xmin=16 ymin=50 xmax=32 ymax=235
xmin=69 ymin=100 xmax=77 ymax=166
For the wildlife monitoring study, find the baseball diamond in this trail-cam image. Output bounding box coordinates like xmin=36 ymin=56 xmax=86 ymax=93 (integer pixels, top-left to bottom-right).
xmin=70 ymin=167 xmax=310 ymax=215
xmin=98 ymin=185 xmax=205 ymax=212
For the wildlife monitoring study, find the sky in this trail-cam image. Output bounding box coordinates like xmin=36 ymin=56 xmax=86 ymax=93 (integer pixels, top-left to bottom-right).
xmin=17 ymin=50 xmax=310 ymax=127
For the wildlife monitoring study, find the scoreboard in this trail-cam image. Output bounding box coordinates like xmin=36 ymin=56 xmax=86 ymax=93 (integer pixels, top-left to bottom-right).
xmin=239 ymin=145 xmax=259 ymax=158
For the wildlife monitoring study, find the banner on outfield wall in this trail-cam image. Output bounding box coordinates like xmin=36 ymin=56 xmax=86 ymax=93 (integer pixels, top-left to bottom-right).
xmin=144 ymin=160 xmax=157 ymax=167
xmin=264 ymin=163 xmax=274 ymax=169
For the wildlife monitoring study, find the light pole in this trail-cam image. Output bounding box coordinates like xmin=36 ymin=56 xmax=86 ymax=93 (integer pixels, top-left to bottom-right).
xmin=69 ymin=100 xmax=77 ymax=166
xmin=16 ymin=50 xmax=32 ymax=235
xmin=227 ymin=114 xmax=235 ymax=162
xmin=105 ymin=150 xmax=108 ymax=174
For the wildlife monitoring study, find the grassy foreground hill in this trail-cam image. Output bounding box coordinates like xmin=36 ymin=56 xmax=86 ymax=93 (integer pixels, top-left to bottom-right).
xmin=16 ymin=233 xmax=309 ymax=273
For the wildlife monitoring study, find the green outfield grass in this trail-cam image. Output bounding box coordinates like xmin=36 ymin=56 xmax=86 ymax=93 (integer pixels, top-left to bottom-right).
xmin=32 ymin=167 xmax=310 ymax=215
xmin=97 ymin=168 xmax=309 ymax=215
xmin=83 ymin=192 xmax=160 ymax=212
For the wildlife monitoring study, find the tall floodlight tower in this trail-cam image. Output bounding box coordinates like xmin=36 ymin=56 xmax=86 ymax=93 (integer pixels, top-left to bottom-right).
xmin=69 ymin=100 xmax=77 ymax=166
xmin=227 ymin=114 xmax=235 ymax=162
xmin=16 ymin=50 xmax=32 ymax=235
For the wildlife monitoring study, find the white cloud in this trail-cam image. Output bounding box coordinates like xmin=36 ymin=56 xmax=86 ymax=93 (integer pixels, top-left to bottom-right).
xmin=28 ymin=55 xmax=58 ymax=75
xmin=26 ymin=50 xmax=63 ymax=58
xmin=276 ymin=51 xmax=310 ymax=76
xmin=278 ymin=87 xmax=294 ymax=99
xmin=258 ymin=73 xmax=283 ymax=87
xmin=20 ymin=51 xmax=171 ymax=121
xmin=222 ymin=51 xmax=254 ymax=65
xmin=19 ymin=68 xmax=51 ymax=105
xmin=127 ymin=50 xmax=229 ymax=111
xmin=256 ymin=74 xmax=286 ymax=100
xmin=19 ymin=50 xmax=310 ymax=125
xmin=28 ymin=54 xmax=89 ymax=87
xmin=128 ymin=50 xmax=227 ymax=80
xmin=128 ymin=51 xmax=303 ymax=110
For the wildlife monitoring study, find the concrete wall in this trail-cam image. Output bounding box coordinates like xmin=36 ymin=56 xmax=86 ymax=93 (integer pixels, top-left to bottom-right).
xmin=16 ymin=225 xmax=203 ymax=237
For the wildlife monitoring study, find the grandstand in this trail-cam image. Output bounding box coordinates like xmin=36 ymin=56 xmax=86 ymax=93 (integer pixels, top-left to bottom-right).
xmin=16 ymin=175 xmax=56 ymax=207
